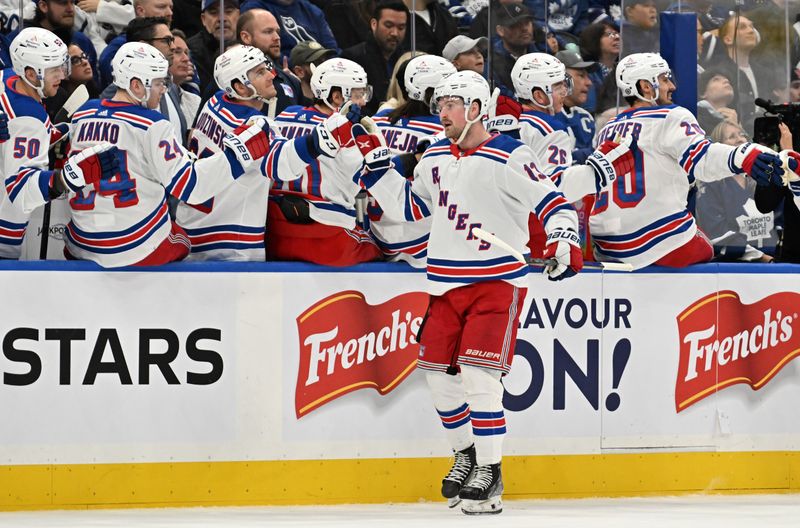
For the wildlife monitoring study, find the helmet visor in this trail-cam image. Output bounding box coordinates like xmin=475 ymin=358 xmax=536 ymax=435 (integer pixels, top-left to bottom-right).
xmin=247 ymin=62 xmax=275 ymax=82
xmin=349 ymin=85 xmax=373 ymax=104
xmin=431 ymin=95 xmax=465 ymax=116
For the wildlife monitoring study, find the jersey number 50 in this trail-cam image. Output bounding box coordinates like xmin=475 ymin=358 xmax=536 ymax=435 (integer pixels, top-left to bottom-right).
xmin=592 ymin=144 xmax=646 ymax=213
xmin=70 ymin=150 xmax=139 ymax=210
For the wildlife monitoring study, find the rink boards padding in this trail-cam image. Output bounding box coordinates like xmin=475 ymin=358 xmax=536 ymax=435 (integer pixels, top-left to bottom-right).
xmin=0 ymin=261 xmax=799 ymax=509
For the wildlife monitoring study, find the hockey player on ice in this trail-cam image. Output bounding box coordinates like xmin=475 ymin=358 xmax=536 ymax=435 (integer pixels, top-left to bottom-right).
xmin=590 ymin=52 xmax=784 ymax=269
xmin=60 ymin=42 xmax=279 ymax=267
xmin=176 ymin=45 xmax=357 ymax=261
xmin=0 ymin=27 xmax=98 ymax=259
xmin=270 ymin=57 xmax=381 ymax=266
xmin=353 ymin=70 xmax=593 ymax=515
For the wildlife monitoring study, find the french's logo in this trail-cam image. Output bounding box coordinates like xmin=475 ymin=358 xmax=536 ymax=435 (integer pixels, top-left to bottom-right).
xmin=675 ymin=291 xmax=800 ymax=412
xmin=294 ymin=290 xmax=428 ymax=418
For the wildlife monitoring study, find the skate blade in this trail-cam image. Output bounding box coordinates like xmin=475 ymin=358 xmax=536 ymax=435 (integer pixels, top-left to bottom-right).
xmin=460 ymin=497 xmax=503 ymax=515
xmin=447 ymin=497 xmax=462 ymax=509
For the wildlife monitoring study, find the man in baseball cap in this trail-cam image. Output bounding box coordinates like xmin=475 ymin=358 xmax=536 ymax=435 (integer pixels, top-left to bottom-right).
xmin=491 ymin=2 xmax=538 ymax=93
xmin=442 ymin=35 xmax=487 ymax=74
xmin=290 ymin=41 xmax=336 ymax=105
xmin=188 ymin=0 xmax=240 ymax=94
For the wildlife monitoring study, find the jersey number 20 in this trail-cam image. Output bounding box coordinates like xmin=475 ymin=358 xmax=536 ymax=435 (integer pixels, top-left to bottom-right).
xmin=592 ymin=144 xmax=646 ymax=213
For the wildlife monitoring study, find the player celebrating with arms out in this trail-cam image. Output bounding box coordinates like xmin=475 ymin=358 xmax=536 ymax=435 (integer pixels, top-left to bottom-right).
xmin=62 ymin=42 xmax=277 ymax=267
xmin=176 ymin=46 xmax=359 ymax=261
xmin=356 ymin=71 xmax=582 ymax=515
xmin=591 ymin=52 xmax=784 ymax=268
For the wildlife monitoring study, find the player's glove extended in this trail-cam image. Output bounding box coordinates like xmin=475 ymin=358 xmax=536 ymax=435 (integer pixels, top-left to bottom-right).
xmin=542 ymin=226 xmax=583 ymax=281
xmin=733 ymin=142 xmax=783 ymax=187
xmin=353 ymin=116 xmax=393 ymax=188
xmin=779 ymin=150 xmax=800 ymax=198
xmin=308 ymin=101 xmax=361 ymax=158
xmin=223 ymin=116 xmax=271 ymax=170
xmin=60 ymin=143 xmax=120 ymax=193
xmin=586 ymin=135 xmax=636 ymax=193
xmin=0 ymin=107 xmax=9 ymax=142
xmin=486 ymin=93 xmax=521 ymax=138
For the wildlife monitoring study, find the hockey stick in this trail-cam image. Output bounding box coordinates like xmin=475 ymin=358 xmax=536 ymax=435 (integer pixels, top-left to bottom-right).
xmin=40 ymin=85 xmax=90 ymax=259
xmin=470 ymin=227 xmax=634 ymax=272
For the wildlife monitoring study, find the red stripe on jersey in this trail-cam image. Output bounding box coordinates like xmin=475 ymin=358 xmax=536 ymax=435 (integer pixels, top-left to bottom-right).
xmin=67 ymin=202 xmax=168 ymax=248
xmin=427 ymin=261 xmax=523 ymax=277
xmin=596 ymin=213 xmax=693 ymax=251
xmin=114 ymin=111 xmax=153 ymax=126
xmin=188 ymin=231 xmax=264 ymax=245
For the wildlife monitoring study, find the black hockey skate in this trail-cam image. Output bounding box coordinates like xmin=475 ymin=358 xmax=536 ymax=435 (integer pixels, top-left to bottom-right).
xmin=441 ymin=444 xmax=476 ymax=508
xmin=459 ymin=462 xmax=503 ymax=515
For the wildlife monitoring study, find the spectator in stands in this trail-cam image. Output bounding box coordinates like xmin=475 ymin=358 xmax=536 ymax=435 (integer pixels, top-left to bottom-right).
xmin=696 ymin=68 xmax=738 ymax=133
xmin=19 ymin=0 xmax=98 ymax=83
xmin=74 ymin=0 xmax=135 ymax=49
xmin=554 ymin=49 xmax=596 ymax=164
xmin=324 ymin=0 xmax=374 ymax=50
xmin=171 ymin=0 xmax=202 ymax=37
xmin=290 ymin=40 xmax=336 ymax=107
xmin=171 ymin=30 xmax=202 ymax=132
xmin=379 ymin=50 xmax=424 ymax=111
xmin=620 ymin=0 xmax=658 ymax=55
xmin=64 ymin=43 xmax=99 ymax=98
xmin=491 ymin=2 xmax=537 ymax=94
xmin=710 ymin=14 xmax=770 ymax=135
xmin=239 ymin=0 xmax=338 ymax=59
xmin=696 ymin=120 xmax=777 ymax=262
xmin=98 ymin=0 xmax=174 ymax=88
xmin=442 ymin=34 xmax=487 ymax=75
xmin=526 ymin=0 xmax=594 ymax=43
xmin=188 ymin=0 xmax=240 ymax=96
xmin=581 ymin=22 xmax=623 ymax=114
xmin=237 ymin=8 xmax=300 ymax=114
xmin=342 ymin=1 xmax=408 ymax=116
xmin=398 ymin=0 xmax=456 ymax=56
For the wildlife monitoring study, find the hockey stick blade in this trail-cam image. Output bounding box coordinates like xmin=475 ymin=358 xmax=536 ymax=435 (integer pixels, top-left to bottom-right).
xmin=471 ymin=227 xmax=633 ymax=272
xmin=53 ymin=84 xmax=89 ymax=123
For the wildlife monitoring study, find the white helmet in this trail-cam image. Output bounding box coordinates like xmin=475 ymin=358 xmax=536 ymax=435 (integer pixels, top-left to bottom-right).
xmin=214 ymin=45 xmax=274 ymax=102
xmin=310 ymin=58 xmax=372 ymax=110
xmin=112 ymin=41 xmax=170 ymax=107
xmin=430 ymin=70 xmax=490 ymax=146
xmin=10 ymin=27 xmax=69 ymax=99
xmin=616 ymin=52 xmax=671 ymax=104
xmin=511 ymin=52 xmax=571 ymax=109
xmin=404 ymin=54 xmax=457 ymax=102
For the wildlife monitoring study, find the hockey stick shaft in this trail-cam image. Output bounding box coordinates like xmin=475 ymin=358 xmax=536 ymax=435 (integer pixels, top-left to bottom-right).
xmin=471 ymin=227 xmax=634 ymax=272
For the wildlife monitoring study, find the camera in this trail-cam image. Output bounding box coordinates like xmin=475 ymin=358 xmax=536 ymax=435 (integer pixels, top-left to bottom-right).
xmin=753 ymin=98 xmax=800 ymax=150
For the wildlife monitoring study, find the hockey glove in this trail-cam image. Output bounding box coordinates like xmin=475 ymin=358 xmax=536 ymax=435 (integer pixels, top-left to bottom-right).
xmin=542 ymin=227 xmax=583 ymax=281
xmin=486 ymin=93 xmax=521 ymax=138
xmin=50 ymin=122 xmax=70 ymax=146
xmin=353 ymin=117 xmax=392 ymax=188
xmin=733 ymin=142 xmax=784 ymax=187
xmin=0 ymin=107 xmax=8 ymax=142
xmin=309 ymin=101 xmax=361 ymax=158
xmin=60 ymin=143 xmax=120 ymax=193
xmin=586 ymin=135 xmax=636 ymax=193
xmin=223 ymin=116 xmax=271 ymax=169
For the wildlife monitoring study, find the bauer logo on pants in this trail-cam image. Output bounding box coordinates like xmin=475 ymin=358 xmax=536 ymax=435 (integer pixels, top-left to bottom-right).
xmin=675 ymin=290 xmax=800 ymax=412
xmin=294 ymin=290 xmax=428 ymax=418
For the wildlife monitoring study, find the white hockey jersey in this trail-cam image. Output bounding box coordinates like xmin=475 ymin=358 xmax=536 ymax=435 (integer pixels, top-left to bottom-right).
xmin=0 ymin=72 xmax=55 ymax=259
xmin=176 ymin=92 xmax=308 ymax=261
xmin=372 ymin=109 xmax=444 ymax=155
xmin=66 ymin=98 xmax=260 ymax=268
xmin=590 ymin=104 xmax=747 ymax=268
xmin=519 ymin=109 xmax=574 ymax=174
xmin=366 ymin=134 xmax=579 ymax=296
xmin=272 ymin=105 xmax=363 ymax=229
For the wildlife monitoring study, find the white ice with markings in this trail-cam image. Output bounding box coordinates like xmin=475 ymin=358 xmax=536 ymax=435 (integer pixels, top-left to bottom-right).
xmin=1 ymin=494 xmax=799 ymax=528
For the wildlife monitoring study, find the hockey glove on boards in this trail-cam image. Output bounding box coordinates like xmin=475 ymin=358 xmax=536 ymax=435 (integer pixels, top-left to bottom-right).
xmin=223 ymin=116 xmax=271 ymax=170
xmin=60 ymin=143 xmax=120 ymax=193
xmin=542 ymin=227 xmax=583 ymax=281
xmin=308 ymin=101 xmax=361 ymax=158
xmin=733 ymin=142 xmax=784 ymax=187
xmin=586 ymin=135 xmax=636 ymax=193
xmin=486 ymin=93 xmax=521 ymax=138
xmin=0 ymin=107 xmax=8 ymax=142
xmin=353 ymin=116 xmax=392 ymax=188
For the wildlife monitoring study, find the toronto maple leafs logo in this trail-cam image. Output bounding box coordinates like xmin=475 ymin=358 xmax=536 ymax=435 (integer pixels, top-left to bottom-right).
xmin=547 ymin=0 xmax=578 ymax=32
